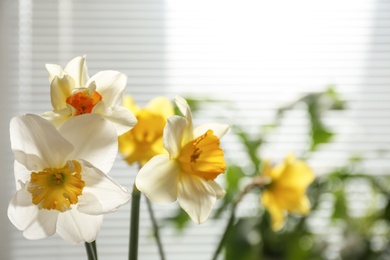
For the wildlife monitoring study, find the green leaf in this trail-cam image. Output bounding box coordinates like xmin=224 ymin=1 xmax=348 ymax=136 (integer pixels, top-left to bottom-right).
xmin=232 ymin=125 xmax=262 ymax=174
xmin=332 ymin=189 xmax=348 ymax=220
xmin=165 ymin=207 xmax=191 ymax=232
xmin=311 ymin=126 xmax=334 ymax=151
xmin=226 ymin=165 xmax=245 ymax=190
xmin=326 ymin=86 xmax=347 ymax=110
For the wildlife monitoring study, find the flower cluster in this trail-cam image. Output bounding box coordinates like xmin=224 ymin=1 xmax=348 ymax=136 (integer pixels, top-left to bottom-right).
xmin=8 ymin=55 xmax=316 ymax=258
xmin=8 ymin=56 xmax=135 ymax=243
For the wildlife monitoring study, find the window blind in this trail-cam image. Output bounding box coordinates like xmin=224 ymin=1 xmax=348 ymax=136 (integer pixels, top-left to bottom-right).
xmin=2 ymin=0 xmax=390 ymax=259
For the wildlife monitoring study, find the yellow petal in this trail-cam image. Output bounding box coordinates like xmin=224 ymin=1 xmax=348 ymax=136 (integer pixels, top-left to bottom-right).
xmin=260 ymin=153 xmax=315 ymax=231
xmin=261 ymin=190 xmax=286 ymax=231
xmin=146 ymin=96 xmax=175 ymax=119
xmin=118 ymin=97 xmax=171 ymax=166
xmin=290 ymin=195 xmax=311 ymax=215
xmin=278 ymin=160 xmax=314 ymax=189
xmin=122 ymin=95 xmax=140 ymax=114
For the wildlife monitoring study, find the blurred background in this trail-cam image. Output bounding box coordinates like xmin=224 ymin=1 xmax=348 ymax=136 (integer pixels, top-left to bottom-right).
xmin=1 ymin=0 xmax=390 ymax=259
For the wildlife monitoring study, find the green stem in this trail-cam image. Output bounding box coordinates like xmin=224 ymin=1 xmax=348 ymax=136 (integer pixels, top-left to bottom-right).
xmin=129 ymin=183 xmax=141 ymax=260
xmin=91 ymin=240 xmax=97 ymax=259
xmin=145 ymin=196 xmax=166 ymax=260
xmin=85 ymin=241 xmax=98 ymax=260
xmin=211 ymin=203 xmax=237 ymax=260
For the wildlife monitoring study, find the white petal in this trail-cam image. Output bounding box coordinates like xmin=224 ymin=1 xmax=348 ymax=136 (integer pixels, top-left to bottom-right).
xmin=40 ymin=107 xmax=73 ymax=128
xmin=12 ymin=151 xmax=45 ymax=172
xmin=23 ymin=210 xmax=59 ymax=240
xmin=46 ymin=63 xmax=65 ymax=82
xmin=207 ymin=181 xmax=226 ymax=200
xmin=50 ymin=75 xmax=74 ymax=110
xmin=92 ymin=102 xmax=137 ymax=135
xmin=88 ymin=70 xmax=127 ymax=106
xmin=57 ymin=208 xmax=103 ymax=244
xmin=59 ymin=114 xmax=118 ymax=173
xmin=177 ymin=174 xmax=217 ymax=224
xmin=87 ymin=80 xmax=97 ymax=93
xmin=194 ymin=124 xmax=230 ymax=139
xmin=64 ymin=56 xmax=89 ymax=88
xmin=10 ymin=114 xmax=73 ymax=169
xmin=174 ymin=96 xmax=194 ymax=143
xmin=8 ymin=188 xmax=37 ymax=231
xmin=14 ymin=160 xmax=33 ymax=189
xmin=77 ymin=161 xmax=131 ymax=215
xmin=163 ymin=116 xmax=187 ymax=158
xmin=136 ymin=155 xmax=179 ymax=204
xmin=174 ymin=96 xmax=191 ymax=119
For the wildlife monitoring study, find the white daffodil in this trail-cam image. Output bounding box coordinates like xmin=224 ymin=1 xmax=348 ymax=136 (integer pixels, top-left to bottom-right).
xmin=8 ymin=114 xmax=131 ymax=244
xmin=136 ymin=96 xmax=230 ymax=224
xmin=41 ymin=55 xmax=137 ymax=135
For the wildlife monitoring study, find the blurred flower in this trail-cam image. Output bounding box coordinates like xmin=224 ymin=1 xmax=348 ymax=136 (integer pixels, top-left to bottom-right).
xmin=260 ymin=154 xmax=315 ymax=231
xmin=136 ymin=96 xmax=230 ymax=224
xmin=118 ymin=95 xmax=174 ymax=166
xmin=41 ymin=55 xmax=137 ymax=135
xmin=8 ymin=114 xmax=131 ymax=244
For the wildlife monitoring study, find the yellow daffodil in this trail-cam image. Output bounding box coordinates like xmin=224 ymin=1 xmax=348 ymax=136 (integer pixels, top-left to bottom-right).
xmin=8 ymin=114 xmax=131 ymax=243
xmin=118 ymin=95 xmax=174 ymax=166
xmin=136 ymin=96 xmax=230 ymax=224
xmin=260 ymin=154 xmax=315 ymax=231
xmin=41 ymin=55 xmax=137 ymax=135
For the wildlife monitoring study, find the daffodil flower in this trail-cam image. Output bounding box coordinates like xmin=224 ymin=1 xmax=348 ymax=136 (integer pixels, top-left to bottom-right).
xmin=118 ymin=95 xmax=174 ymax=166
xmin=41 ymin=55 xmax=137 ymax=135
xmin=136 ymin=96 xmax=230 ymax=224
xmin=8 ymin=114 xmax=131 ymax=244
xmin=260 ymin=154 xmax=315 ymax=231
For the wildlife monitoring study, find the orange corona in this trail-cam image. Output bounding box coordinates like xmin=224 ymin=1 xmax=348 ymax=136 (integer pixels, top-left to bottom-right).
xmin=66 ymin=89 xmax=102 ymax=115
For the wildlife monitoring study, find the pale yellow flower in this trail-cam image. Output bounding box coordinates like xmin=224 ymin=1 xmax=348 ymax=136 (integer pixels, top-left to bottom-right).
xmin=260 ymin=154 xmax=315 ymax=231
xmin=136 ymin=96 xmax=230 ymax=224
xmin=118 ymin=96 xmax=174 ymax=166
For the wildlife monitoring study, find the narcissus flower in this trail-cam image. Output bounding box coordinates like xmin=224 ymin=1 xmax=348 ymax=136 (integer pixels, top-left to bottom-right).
xmin=41 ymin=55 xmax=137 ymax=135
xmin=118 ymin=95 xmax=174 ymax=166
xmin=136 ymin=96 xmax=230 ymax=224
xmin=8 ymin=114 xmax=131 ymax=244
xmin=260 ymin=154 xmax=315 ymax=231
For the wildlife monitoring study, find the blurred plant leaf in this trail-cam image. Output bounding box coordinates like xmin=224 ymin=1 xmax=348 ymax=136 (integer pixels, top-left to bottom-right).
xmin=332 ymin=189 xmax=348 ymax=220
xmin=232 ymin=125 xmax=262 ymax=174
xmin=224 ymin=218 xmax=262 ymax=260
xmin=165 ymin=207 xmax=191 ymax=232
xmin=306 ymin=93 xmax=335 ymax=151
xmin=381 ymin=197 xmax=390 ymax=221
xmin=274 ymin=86 xmax=346 ymax=152
xmin=214 ymin=165 xmax=245 ymax=218
xmin=326 ymin=86 xmax=347 ymax=110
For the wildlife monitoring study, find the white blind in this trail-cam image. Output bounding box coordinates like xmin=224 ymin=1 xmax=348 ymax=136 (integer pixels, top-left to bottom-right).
xmin=2 ymin=0 xmax=390 ymax=260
